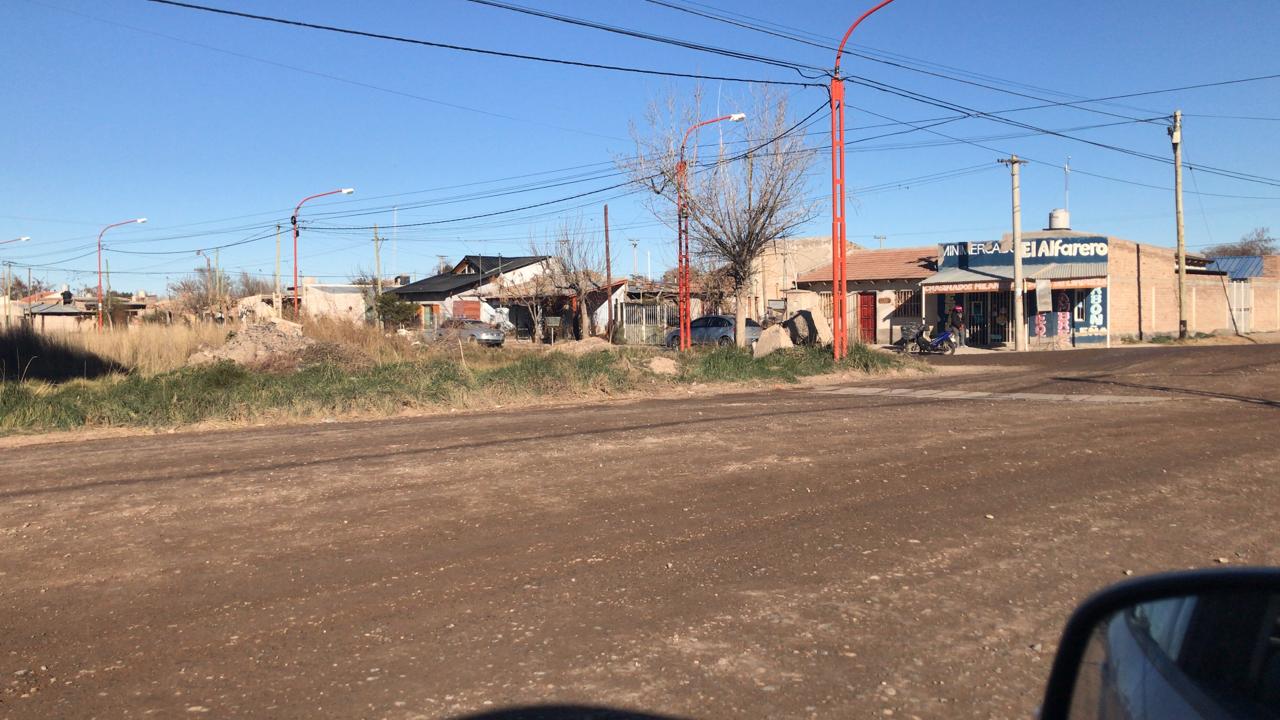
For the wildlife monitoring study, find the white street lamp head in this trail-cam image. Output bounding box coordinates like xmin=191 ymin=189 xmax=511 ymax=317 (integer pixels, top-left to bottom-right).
xmin=135 ymin=218 xmax=148 ymax=224
xmin=18 ymin=236 xmax=31 ymax=242
xmin=728 ymin=113 xmax=747 ymax=122
xmin=340 ymin=188 xmax=355 ymax=195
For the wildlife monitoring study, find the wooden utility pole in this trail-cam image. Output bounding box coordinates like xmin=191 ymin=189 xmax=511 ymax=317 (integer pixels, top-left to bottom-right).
xmin=213 ymin=248 xmax=222 ymax=321
xmin=373 ymin=224 xmax=383 ymax=327
xmin=104 ymin=259 xmax=114 ymax=330
xmin=999 ymin=155 xmax=1028 ymax=352
xmin=603 ymin=204 xmax=613 ymax=343
xmin=1169 ymin=110 xmax=1188 ymax=339
xmin=274 ymin=224 xmax=282 ymax=296
xmin=3 ymin=262 xmax=11 ymax=328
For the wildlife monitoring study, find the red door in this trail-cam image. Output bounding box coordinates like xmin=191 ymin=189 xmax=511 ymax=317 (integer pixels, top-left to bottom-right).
xmin=858 ymin=292 xmax=877 ymax=344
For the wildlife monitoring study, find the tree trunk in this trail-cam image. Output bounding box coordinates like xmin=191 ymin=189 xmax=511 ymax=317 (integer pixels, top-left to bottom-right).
xmin=734 ymin=286 xmax=748 ymax=348
xmin=578 ymin=295 xmax=589 ymax=339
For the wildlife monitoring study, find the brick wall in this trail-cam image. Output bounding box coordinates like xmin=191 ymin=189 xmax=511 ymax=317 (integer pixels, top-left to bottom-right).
xmin=1109 ymin=239 xmax=1280 ymax=337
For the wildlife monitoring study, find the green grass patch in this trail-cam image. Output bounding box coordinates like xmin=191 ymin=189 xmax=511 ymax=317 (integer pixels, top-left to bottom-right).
xmin=680 ymin=343 xmax=910 ymax=383
xmin=0 ymin=337 xmax=915 ymax=434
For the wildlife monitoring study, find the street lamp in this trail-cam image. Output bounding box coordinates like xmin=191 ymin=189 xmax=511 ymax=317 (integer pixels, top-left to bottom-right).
xmin=830 ymin=0 xmax=897 ymax=359
xmin=291 ymin=188 xmax=354 ymax=317
xmin=676 ymin=113 xmax=746 ymax=351
xmin=2 ymin=236 xmax=32 ymax=246
xmin=97 ymin=218 xmax=146 ymax=330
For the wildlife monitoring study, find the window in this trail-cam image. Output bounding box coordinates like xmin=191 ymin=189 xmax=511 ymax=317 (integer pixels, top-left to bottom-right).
xmin=890 ymin=290 xmax=921 ymax=319
xmin=691 ymin=317 xmax=710 ymax=329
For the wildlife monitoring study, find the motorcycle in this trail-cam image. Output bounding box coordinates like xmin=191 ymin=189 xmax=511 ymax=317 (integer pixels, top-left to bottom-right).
xmin=895 ymin=323 xmax=957 ymax=355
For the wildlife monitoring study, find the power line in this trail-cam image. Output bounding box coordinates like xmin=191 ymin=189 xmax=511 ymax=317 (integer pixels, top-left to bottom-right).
xmin=463 ymin=0 xmax=826 ymax=78
xmin=145 ymin=0 xmax=822 ymax=87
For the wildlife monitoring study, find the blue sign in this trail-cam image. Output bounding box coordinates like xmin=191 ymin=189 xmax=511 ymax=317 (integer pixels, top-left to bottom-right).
xmin=940 ymin=236 xmax=1109 ymax=269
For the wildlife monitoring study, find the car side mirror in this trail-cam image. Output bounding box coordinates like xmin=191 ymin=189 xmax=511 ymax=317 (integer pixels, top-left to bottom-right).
xmin=1040 ymin=568 xmax=1280 ymax=720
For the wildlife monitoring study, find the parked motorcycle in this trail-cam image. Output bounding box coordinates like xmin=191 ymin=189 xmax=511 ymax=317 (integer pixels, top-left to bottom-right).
xmin=895 ymin=323 xmax=957 ymax=355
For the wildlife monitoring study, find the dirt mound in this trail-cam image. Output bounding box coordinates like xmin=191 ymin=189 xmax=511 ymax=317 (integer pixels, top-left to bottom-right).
xmin=648 ymin=356 xmax=679 ymax=375
xmin=552 ymin=336 xmax=613 ymax=355
xmin=188 ymin=320 xmax=314 ymax=366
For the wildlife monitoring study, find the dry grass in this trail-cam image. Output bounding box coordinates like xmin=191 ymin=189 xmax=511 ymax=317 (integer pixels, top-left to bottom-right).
xmin=301 ymin=317 xmax=417 ymax=363
xmin=54 ymin=323 xmax=228 ymax=375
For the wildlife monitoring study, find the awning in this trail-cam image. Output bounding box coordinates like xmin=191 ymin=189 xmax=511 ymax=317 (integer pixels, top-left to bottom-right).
xmin=921 ymin=263 xmax=1105 ymax=293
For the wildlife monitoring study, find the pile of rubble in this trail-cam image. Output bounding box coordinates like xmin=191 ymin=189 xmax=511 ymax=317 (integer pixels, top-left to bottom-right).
xmin=188 ymin=318 xmax=314 ymax=366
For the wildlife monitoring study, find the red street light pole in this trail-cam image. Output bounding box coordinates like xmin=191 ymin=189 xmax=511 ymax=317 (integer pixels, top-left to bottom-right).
xmin=676 ymin=112 xmax=746 ymax=351
xmin=831 ymin=0 xmax=898 ymax=360
xmin=291 ymin=187 xmax=354 ymax=317
xmin=97 ymin=218 xmax=146 ymax=330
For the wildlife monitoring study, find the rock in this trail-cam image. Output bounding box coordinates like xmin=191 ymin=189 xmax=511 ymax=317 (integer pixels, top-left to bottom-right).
xmin=648 ymin=356 xmax=679 ymax=376
xmin=753 ymin=324 xmax=794 ymax=358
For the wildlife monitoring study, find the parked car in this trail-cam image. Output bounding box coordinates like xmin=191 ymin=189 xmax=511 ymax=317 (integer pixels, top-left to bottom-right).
xmin=664 ymin=315 xmax=762 ymax=348
xmin=435 ymin=318 xmax=505 ymax=347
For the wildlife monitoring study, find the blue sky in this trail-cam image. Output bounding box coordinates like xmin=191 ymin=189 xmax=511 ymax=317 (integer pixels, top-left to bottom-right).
xmin=2 ymin=0 xmax=1278 ymax=294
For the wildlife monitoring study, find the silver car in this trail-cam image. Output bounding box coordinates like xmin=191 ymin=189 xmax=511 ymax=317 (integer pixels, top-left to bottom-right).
xmin=664 ymin=315 xmax=762 ymax=348
xmin=435 ymin=319 xmax=505 ymax=347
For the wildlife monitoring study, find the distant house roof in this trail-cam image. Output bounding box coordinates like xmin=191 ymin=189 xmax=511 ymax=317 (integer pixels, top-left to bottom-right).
xmin=390 ymin=256 xmax=547 ymax=300
xmin=1206 ymin=255 xmax=1265 ymax=280
xmin=798 ymin=247 xmax=938 ymax=284
xmin=26 ymin=301 xmax=94 ymax=316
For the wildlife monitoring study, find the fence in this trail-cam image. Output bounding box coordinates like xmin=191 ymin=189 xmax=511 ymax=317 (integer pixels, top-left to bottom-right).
xmin=621 ymin=303 xmax=672 ymax=345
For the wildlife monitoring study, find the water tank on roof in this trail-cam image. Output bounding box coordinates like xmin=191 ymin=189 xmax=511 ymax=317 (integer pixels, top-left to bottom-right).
xmin=1048 ymin=208 xmax=1071 ymax=230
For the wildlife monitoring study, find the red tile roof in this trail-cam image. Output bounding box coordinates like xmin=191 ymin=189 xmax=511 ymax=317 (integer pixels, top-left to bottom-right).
xmin=797 ymin=246 xmax=937 ymax=283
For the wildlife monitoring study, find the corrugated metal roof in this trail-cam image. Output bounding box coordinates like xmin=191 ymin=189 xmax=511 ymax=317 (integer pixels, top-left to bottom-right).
xmin=26 ymin=302 xmax=94 ymax=315
xmin=1205 ymin=255 xmax=1264 ymax=280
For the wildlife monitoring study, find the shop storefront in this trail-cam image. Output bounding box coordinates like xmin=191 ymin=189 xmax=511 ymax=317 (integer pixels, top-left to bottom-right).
xmin=921 ymin=235 xmax=1110 ymax=349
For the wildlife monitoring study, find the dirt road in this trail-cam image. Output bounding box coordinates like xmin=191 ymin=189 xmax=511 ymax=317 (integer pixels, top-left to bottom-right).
xmin=3 ymin=343 xmax=1278 ymax=719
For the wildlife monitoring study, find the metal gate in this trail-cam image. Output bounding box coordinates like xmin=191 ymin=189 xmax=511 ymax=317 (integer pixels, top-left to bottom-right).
xmin=1227 ymin=280 xmax=1252 ymax=334
xmin=622 ymin=303 xmax=672 ymax=345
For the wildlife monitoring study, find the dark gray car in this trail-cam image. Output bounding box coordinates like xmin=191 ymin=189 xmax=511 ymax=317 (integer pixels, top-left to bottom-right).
xmin=664 ymin=315 xmax=762 ymax=348
xmin=435 ymin=319 xmax=505 ymax=347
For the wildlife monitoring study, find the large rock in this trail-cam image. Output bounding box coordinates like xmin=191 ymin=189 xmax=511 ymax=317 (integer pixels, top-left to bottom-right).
xmin=752 ymin=324 xmax=794 ymax=358
xmin=782 ymin=308 xmax=834 ymax=347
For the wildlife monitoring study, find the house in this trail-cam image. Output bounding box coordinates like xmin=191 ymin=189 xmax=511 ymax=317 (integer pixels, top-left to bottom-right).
xmin=795 ymin=246 xmax=939 ymax=344
xmin=747 ymin=236 xmax=862 ymax=321
xmin=1203 ymin=255 xmax=1280 ymax=334
xmin=388 ymin=255 xmax=551 ymax=330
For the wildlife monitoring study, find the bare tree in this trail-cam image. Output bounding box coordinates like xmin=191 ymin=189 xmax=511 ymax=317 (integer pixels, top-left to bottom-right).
xmin=1204 ymin=227 xmax=1277 ymax=257
xmin=543 ymin=216 xmax=603 ymax=339
xmin=495 ymin=246 xmax=556 ymax=344
xmin=621 ymin=86 xmax=817 ymax=346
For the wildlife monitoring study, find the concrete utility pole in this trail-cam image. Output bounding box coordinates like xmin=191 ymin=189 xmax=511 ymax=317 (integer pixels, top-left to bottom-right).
xmin=874 ymin=234 xmax=886 ymax=250
xmin=999 ymin=155 xmax=1028 ymax=352
xmin=603 ymin=204 xmax=613 ymax=343
xmin=1169 ymin=110 xmax=1187 ymax=339
xmin=373 ymin=224 xmax=383 ymax=327
xmin=630 ymin=239 xmax=639 ymax=278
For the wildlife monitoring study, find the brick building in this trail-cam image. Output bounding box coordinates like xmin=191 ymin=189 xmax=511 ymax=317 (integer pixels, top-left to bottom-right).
xmin=921 ymin=223 xmax=1280 ymax=349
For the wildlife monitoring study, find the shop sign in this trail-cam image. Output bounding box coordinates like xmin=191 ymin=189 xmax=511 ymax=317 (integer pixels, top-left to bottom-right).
xmin=940 ymin=236 xmax=1109 ymax=269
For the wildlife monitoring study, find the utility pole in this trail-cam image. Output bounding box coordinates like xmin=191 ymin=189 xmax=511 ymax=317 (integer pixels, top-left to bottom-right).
xmin=874 ymin=234 xmax=886 ymax=250
xmin=1170 ymin=110 xmax=1187 ymax=339
xmin=999 ymin=155 xmax=1028 ymax=352
xmin=274 ymin=224 xmax=282 ymax=297
xmin=104 ymin=259 xmax=113 ymax=330
xmin=603 ymin=204 xmax=613 ymax=343
xmin=3 ymin=262 xmax=10 ymax=328
xmin=213 ymin=248 xmax=221 ymax=321
xmin=630 ymin=239 xmax=639 ymax=279
xmin=391 ymin=206 xmax=398 ymax=280
xmin=646 ymin=250 xmax=652 ymax=282
xmin=373 ymin=224 xmax=383 ymax=327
